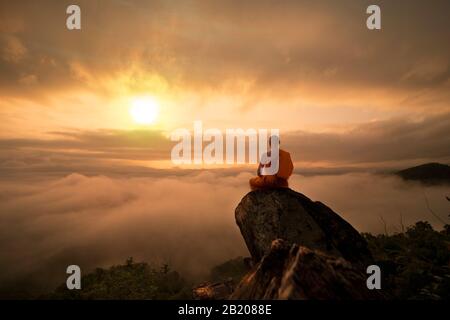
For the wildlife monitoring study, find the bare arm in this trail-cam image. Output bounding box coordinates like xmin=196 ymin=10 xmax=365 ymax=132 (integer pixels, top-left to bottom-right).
xmin=257 ymin=163 xmax=263 ymax=177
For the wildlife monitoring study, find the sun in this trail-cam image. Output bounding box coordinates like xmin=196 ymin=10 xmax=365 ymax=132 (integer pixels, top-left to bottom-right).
xmin=129 ymin=97 xmax=159 ymax=124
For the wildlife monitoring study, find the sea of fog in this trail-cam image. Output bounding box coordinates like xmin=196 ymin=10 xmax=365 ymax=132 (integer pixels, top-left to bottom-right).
xmin=0 ymin=171 xmax=448 ymax=295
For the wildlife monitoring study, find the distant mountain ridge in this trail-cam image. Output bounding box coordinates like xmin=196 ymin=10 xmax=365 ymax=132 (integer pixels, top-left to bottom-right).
xmin=395 ymin=163 xmax=450 ymax=185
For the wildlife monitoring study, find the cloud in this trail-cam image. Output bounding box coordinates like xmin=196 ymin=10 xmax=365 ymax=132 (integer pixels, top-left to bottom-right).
xmin=0 ymin=35 xmax=27 ymax=63
xmin=284 ymin=112 xmax=450 ymax=165
xmin=0 ymin=113 xmax=448 ymax=179
xmin=0 ymin=129 xmax=171 ymax=174
xmin=0 ymin=0 xmax=449 ymax=110
xmin=0 ymin=171 xmax=250 ymax=295
xmin=290 ymin=173 xmax=450 ymax=233
xmin=0 ymin=170 xmax=448 ymax=296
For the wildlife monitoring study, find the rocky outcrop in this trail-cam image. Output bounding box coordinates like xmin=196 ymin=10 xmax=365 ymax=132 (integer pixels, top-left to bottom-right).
xmin=194 ymin=188 xmax=381 ymax=300
xmin=235 ymin=188 xmax=373 ymax=267
xmin=230 ymin=239 xmax=383 ymax=300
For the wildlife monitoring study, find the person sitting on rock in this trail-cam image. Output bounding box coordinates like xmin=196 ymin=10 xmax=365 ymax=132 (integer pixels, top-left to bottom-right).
xmin=249 ymin=135 xmax=293 ymax=190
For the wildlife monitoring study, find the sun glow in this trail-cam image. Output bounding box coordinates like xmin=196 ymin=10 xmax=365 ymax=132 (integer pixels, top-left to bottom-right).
xmin=129 ymin=97 xmax=159 ymax=124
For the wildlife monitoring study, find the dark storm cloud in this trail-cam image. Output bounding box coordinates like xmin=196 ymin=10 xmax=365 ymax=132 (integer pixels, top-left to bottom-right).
xmin=0 ymin=0 xmax=449 ymax=107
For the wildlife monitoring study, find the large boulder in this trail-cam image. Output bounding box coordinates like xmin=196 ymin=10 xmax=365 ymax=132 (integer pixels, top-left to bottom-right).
xmin=230 ymin=239 xmax=384 ymax=300
xmin=235 ymin=189 xmax=373 ymax=267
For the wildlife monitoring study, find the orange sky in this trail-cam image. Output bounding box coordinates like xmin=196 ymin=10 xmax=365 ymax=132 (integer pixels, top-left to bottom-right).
xmin=0 ymin=0 xmax=449 ymax=171
xmin=1 ymin=1 xmax=450 ymax=295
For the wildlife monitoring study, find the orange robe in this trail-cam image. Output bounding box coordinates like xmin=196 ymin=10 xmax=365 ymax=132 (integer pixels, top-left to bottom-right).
xmin=249 ymin=149 xmax=294 ymax=190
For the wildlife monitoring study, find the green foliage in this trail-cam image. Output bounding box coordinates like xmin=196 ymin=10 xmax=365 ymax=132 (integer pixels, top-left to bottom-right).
xmin=363 ymin=221 xmax=450 ymax=300
xmin=47 ymin=258 xmax=191 ymax=300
